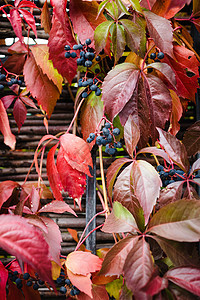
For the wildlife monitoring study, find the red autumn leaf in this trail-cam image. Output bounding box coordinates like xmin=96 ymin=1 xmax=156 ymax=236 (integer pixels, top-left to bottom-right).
xmin=157 ymin=128 xmax=190 ymax=172
xmin=1 ymin=95 xmax=16 ymax=109
xmin=80 ymin=92 xmax=104 ymax=142
xmin=3 ymin=53 xmax=26 ymax=75
xmin=38 ymin=200 xmax=76 ymax=216
xmin=7 ymin=280 xmax=23 ymax=300
xmin=60 ymin=133 xmax=93 ymax=176
xmin=40 ymin=216 xmax=62 ymax=266
xmin=0 ymin=100 xmax=16 ymax=150
xmin=0 ymin=214 xmax=54 ymax=286
xmin=66 ymin=251 xmax=102 ymax=276
xmin=169 ymin=90 xmax=183 ymax=135
xmin=78 ymin=285 xmax=109 ymax=300
xmin=142 ymin=275 xmax=168 ymax=296
xmin=41 ymin=0 xmax=51 ymax=34
xmin=22 ymin=282 xmax=41 ymax=300
xmin=29 ymin=186 xmax=40 ymax=213
xmin=0 ymin=261 xmax=8 ymax=300
xmin=140 ymin=0 xmax=156 ymax=9
xmin=8 ymin=40 xmax=27 ymax=54
xmin=9 ymin=8 xmax=23 ymax=43
xmin=183 ymin=120 xmax=200 ymax=157
xmin=13 ymin=98 xmax=27 ymax=132
xmin=147 ymin=62 xmax=176 ymax=89
xmin=23 ymin=182 xmax=53 ymax=200
xmin=57 ymin=146 xmax=87 ymax=207
xmin=152 ymin=0 xmax=192 ymax=19
xmin=50 ymin=0 xmax=67 ymax=24
xmin=17 ymin=0 xmax=38 ymax=9
xmin=137 ymin=147 xmax=171 ymax=164
xmin=165 ymin=267 xmax=200 ymax=296
xmin=131 ymin=160 xmax=162 ymax=225
xmin=20 ymin=96 xmax=37 ymax=109
xmin=162 ymin=45 xmax=200 ymax=101
xmin=124 ymin=115 xmax=140 ymax=158
xmin=157 ymin=181 xmax=184 ymax=208
xmin=106 ymin=157 xmax=131 ymax=202
xmin=0 ymin=180 xmax=19 ymax=209
xmin=19 ymin=8 xmax=37 ymax=38
xmin=190 ymin=158 xmax=200 ymax=176
xmin=25 ymin=215 xmax=48 ymax=234
xmin=23 ymin=53 xmax=60 ymax=117
xmin=144 ymin=11 xmax=174 ymax=58
xmin=46 ymin=143 xmax=64 ymax=202
xmin=7 ymin=260 xmax=22 ymax=273
xmin=67 ymin=269 xmax=93 ymax=298
xmin=99 ymin=235 xmax=138 ymax=277
xmin=48 ymin=14 xmax=77 ymax=84
xmin=123 ymin=237 xmax=154 ymax=297
xmin=31 ymin=44 xmax=63 ymax=93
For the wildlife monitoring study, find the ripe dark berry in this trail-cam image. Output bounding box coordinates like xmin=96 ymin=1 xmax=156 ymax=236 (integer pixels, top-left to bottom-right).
xmin=60 ymin=286 xmax=67 ymax=294
xmin=33 ymin=283 xmax=39 ymax=290
xmin=70 ymin=52 xmax=77 ymax=58
xmin=169 ymin=169 xmax=176 ymax=176
xmin=169 ymin=180 xmax=175 ymax=184
xmin=0 ymin=84 xmax=4 ymax=91
xmin=13 ymin=271 xmax=19 ymax=276
xmin=96 ymin=136 xmax=103 ymax=145
xmin=82 ymin=92 xmax=88 ymax=98
xmin=85 ymin=38 xmax=92 ymax=45
xmin=82 ymin=80 xmax=89 ymax=87
xmin=157 ymin=52 xmax=164 ymax=59
xmin=7 ymin=81 xmax=13 ymax=86
xmin=87 ymin=137 xmax=93 ymax=143
xmin=85 ymin=60 xmax=93 ymax=67
xmin=80 ymin=51 xmax=85 ymax=57
xmin=90 ymin=84 xmax=97 ymax=91
xmin=56 ymin=277 xmax=63 ymax=284
xmin=74 ymin=288 xmax=80 ymax=295
xmin=157 ymin=165 xmax=164 ymax=172
xmin=17 ymin=282 xmax=23 ymax=289
xmin=87 ymin=78 xmax=93 ymax=85
xmin=18 ymin=80 xmax=22 ymax=85
xmin=95 ymin=88 xmax=101 ymax=96
xmin=147 ymin=67 xmax=153 ymax=73
xmin=150 ymin=52 xmax=156 ymax=60
xmin=73 ymin=44 xmax=80 ymax=50
xmin=107 ymin=147 xmax=117 ymax=155
xmin=23 ymin=273 xmax=30 ymax=280
xmin=27 ymin=280 xmax=32 ymax=287
xmin=113 ymin=128 xmax=120 ymax=136
xmin=85 ymin=52 xmax=93 ymax=60
xmin=65 ymin=52 xmax=71 ymax=58
xmin=65 ymin=279 xmax=71 ymax=285
xmin=77 ymin=58 xmax=83 ymax=65
xmin=0 ymin=74 xmax=6 ymax=80
xmin=95 ymin=55 xmax=101 ymax=61
xmin=176 ymin=170 xmax=184 ymax=175
xmin=70 ymin=289 xmax=75 ymax=296
xmin=107 ymin=134 xmax=112 ymax=143
xmin=104 ymin=122 xmax=111 ymax=129
xmin=64 ymin=45 xmax=71 ymax=51
xmin=114 ymin=141 xmax=122 ymax=148
xmin=38 ymin=280 xmax=44 ymax=285
xmin=101 ymin=138 xmax=107 ymax=146
xmin=15 ymin=278 xmax=22 ymax=284
xmin=89 ymin=133 xmax=95 ymax=140
xmin=103 ymin=127 xmax=110 ymax=137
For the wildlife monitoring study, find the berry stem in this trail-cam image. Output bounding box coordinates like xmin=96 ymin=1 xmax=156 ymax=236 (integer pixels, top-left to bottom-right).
xmin=146 ymin=0 xmax=151 ymax=11
xmin=66 ymin=97 xmax=85 ymax=134
xmin=37 ymin=146 xmax=45 ymax=189
xmin=141 ymin=43 xmax=155 ymax=71
xmin=75 ymin=224 xmax=104 ymax=251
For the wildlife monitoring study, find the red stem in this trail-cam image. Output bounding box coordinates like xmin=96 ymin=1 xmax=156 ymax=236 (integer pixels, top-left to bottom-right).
xmin=146 ymin=0 xmax=151 ymax=10
xmin=75 ymin=224 xmax=104 ymax=251
xmin=66 ymin=97 xmax=85 ymax=134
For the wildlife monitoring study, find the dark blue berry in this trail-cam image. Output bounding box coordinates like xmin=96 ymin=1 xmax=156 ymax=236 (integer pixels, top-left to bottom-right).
xmin=18 ymin=80 xmax=22 ymax=85
xmin=176 ymin=170 xmax=184 ymax=175
xmin=90 ymin=84 xmax=97 ymax=91
xmin=15 ymin=278 xmax=22 ymax=284
xmin=65 ymin=279 xmax=71 ymax=285
xmin=87 ymin=78 xmax=93 ymax=85
xmin=23 ymin=273 xmax=30 ymax=280
xmin=33 ymin=283 xmax=39 ymax=290
xmin=107 ymin=148 xmax=117 ymax=155
xmin=159 ymin=170 xmax=165 ymax=177
xmin=169 ymin=180 xmax=175 ymax=184
xmin=163 ymin=172 xmax=169 ymax=179
xmin=71 ymin=52 xmax=77 ymax=58
xmin=0 ymin=74 xmax=6 ymax=80
xmin=82 ymin=92 xmax=88 ymax=98
xmin=7 ymin=81 xmax=13 ymax=86
xmin=17 ymin=282 xmax=23 ymax=289
xmin=114 ymin=141 xmax=122 ymax=148
xmin=113 ymin=128 xmax=120 ymax=136
xmin=73 ymin=44 xmax=80 ymax=50
xmin=64 ymin=45 xmax=71 ymax=51
xmin=156 ymin=165 xmax=164 ymax=172
xmin=87 ymin=137 xmax=93 ymax=143
xmin=65 ymin=52 xmax=71 ymax=58
xmin=77 ymin=58 xmax=83 ymax=65
xmin=169 ymin=169 xmax=176 ymax=176
xmin=13 ymin=78 xmax=18 ymax=84
xmin=101 ymin=138 xmax=107 ymax=146
xmin=95 ymin=88 xmax=101 ymax=96
xmin=89 ymin=133 xmax=95 ymax=140
xmin=60 ymin=286 xmax=67 ymax=294
xmin=78 ymin=81 xmax=83 ymax=87
xmin=38 ymin=280 xmax=44 ymax=285
xmin=70 ymin=289 xmax=75 ymax=296
xmin=0 ymin=84 xmax=4 ymax=90
xmin=150 ymin=52 xmax=156 ymax=60
xmin=85 ymin=38 xmax=92 ymax=45
xmin=56 ymin=277 xmax=63 ymax=284
xmin=103 ymin=127 xmax=110 ymax=136
xmin=157 ymin=52 xmax=164 ymax=59
xmin=77 ymin=44 xmax=83 ymax=50
xmin=13 ymin=271 xmax=19 ymax=276
xmin=80 ymin=51 xmax=85 ymax=57
xmin=74 ymin=288 xmax=80 ymax=295
xmin=26 ymin=280 xmax=32 ymax=287
xmin=107 ymin=134 xmax=113 ymax=143
xmin=95 ymin=55 xmax=101 ymax=61
xmin=85 ymin=60 xmax=93 ymax=67
xmin=104 ymin=122 xmax=111 ymax=129
xmin=96 ymin=136 xmax=103 ymax=145
xmin=82 ymin=80 xmax=89 ymax=87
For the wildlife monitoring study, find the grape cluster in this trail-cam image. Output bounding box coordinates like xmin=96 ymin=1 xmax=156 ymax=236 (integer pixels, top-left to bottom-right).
xmin=64 ymin=39 xmax=102 ymax=99
xmin=156 ymin=165 xmax=185 ymax=187
xmin=56 ymin=272 xmax=80 ymax=296
xmin=87 ymin=122 xmax=122 ymax=155
xmin=0 ymin=72 xmax=23 ymax=91
xmin=8 ymin=270 xmax=44 ymax=290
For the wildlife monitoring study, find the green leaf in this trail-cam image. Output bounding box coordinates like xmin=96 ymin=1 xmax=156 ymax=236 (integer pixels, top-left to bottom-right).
xmin=94 ymin=21 xmax=113 ymax=54
xmin=97 ymin=0 xmax=110 ymax=18
xmin=149 ymin=199 xmax=200 ymax=242
xmin=129 ymin=0 xmax=142 ymax=13
xmin=102 ymin=201 xmax=138 ymax=233
xmin=106 ymin=276 xmax=123 ymax=300
xmin=105 ymin=1 xmax=119 ymax=20
xmin=111 ymin=23 xmax=126 ymax=63
xmin=115 ymin=0 xmax=131 ymax=15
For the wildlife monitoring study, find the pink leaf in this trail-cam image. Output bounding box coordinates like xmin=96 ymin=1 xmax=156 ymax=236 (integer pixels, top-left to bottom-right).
xmin=19 ymin=8 xmax=37 ymax=38
xmin=78 ymin=285 xmax=109 ymax=300
xmin=158 ymin=181 xmax=184 ymax=208
xmin=1 ymin=95 xmax=16 ymax=109
xmin=0 ymin=181 xmax=19 ymax=209
xmin=131 ymin=160 xmax=162 ymax=225
xmin=144 ymin=11 xmax=173 ymax=58
xmin=152 ymin=0 xmax=192 ymax=19
xmin=25 ymin=214 xmax=48 ymax=234
xmin=0 ymin=261 xmax=8 ymax=300
xmin=0 ymin=214 xmax=54 ymax=286
xmin=99 ymin=235 xmax=138 ymax=277
xmin=50 ymin=0 xmax=67 ymax=24
xmin=48 ymin=14 xmax=77 ymax=84
xmin=38 ymin=200 xmax=76 ymax=216
xmin=137 ymin=147 xmax=171 ymax=164
xmin=190 ymin=158 xmax=200 ymax=176
xmin=0 ymin=100 xmax=16 ymax=150
xmin=123 ymin=237 xmax=154 ymax=297
xmin=165 ymin=267 xmax=200 ymax=296
xmin=19 ymin=96 xmax=37 ymax=109
xmin=46 ymin=143 xmax=64 ymax=201
xmin=29 ymin=186 xmax=40 ymax=213
xmin=60 ymin=133 xmax=93 ymax=176
xmin=142 ymin=275 xmax=168 ymax=296
xmin=147 ymin=62 xmax=176 ymax=88
xmin=169 ymin=90 xmax=183 ymax=136
xmin=124 ymin=115 xmax=140 ymax=158
xmin=13 ymin=98 xmax=27 ymax=132
xmin=10 ymin=8 xmax=23 ymax=43
xmin=66 ymin=251 xmax=102 ymax=276
xmin=40 ymin=216 xmax=62 ymax=266
xmin=67 ymin=269 xmax=93 ymax=298
xmin=17 ymin=0 xmax=38 ymax=9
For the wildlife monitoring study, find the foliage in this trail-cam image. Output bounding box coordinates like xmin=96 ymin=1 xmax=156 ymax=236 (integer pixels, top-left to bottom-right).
xmin=0 ymin=0 xmax=200 ymax=299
